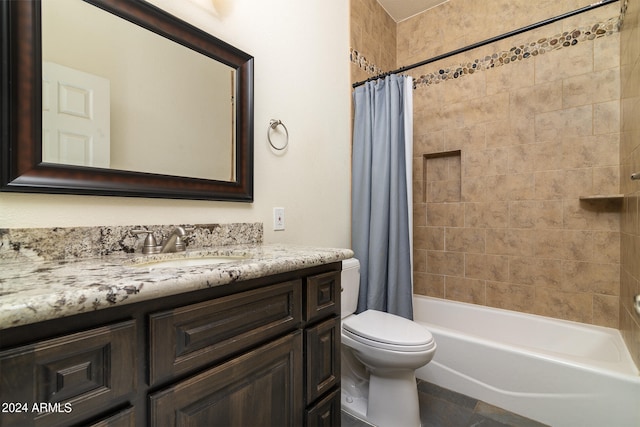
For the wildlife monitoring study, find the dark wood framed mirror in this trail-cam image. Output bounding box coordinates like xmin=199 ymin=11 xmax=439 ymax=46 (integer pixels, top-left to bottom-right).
xmin=1 ymin=0 xmax=254 ymax=201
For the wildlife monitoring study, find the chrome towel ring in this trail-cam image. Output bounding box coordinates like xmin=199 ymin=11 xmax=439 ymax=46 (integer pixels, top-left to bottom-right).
xmin=268 ymin=119 xmax=289 ymax=150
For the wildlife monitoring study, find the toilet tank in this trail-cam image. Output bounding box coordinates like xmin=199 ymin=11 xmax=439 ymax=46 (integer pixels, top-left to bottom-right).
xmin=341 ymin=258 xmax=360 ymax=319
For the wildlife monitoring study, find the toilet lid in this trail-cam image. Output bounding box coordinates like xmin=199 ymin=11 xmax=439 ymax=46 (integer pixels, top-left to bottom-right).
xmin=342 ymin=310 xmax=434 ymax=351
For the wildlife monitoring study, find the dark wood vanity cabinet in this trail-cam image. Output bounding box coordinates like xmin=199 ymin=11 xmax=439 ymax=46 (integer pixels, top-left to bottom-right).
xmin=147 ymin=280 xmax=304 ymax=426
xmin=149 ymin=332 xmax=304 ymax=426
xmin=0 ymin=262 xmax=342 ymax=427
xmin=148 ymin=280 xmax=303 ymax=387
xmin=0 ymin=321 xmax=137 ymax=427
xmin=303 ymin=270 xmax=342 ymax=426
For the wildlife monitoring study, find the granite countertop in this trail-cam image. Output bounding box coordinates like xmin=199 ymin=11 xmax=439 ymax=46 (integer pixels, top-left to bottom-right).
xmin=0 ymin=244 xmax=354 ymax=330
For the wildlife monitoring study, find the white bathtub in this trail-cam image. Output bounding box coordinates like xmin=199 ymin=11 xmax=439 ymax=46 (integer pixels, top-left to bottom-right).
xmin=413 ymin=295 xmax=640 ymax=427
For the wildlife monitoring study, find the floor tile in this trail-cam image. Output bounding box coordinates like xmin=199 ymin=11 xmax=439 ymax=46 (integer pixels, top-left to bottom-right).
xmin=341 ymin=410 xmax=373 ymax=427
xmin=473 ymin=401 xmax=548 ymax=427
xmin=420 ymin=390 xmax=475 ymax=426
xmin=418 ymin=381 xmax=477 ymax=410
xmin=466 ymin=413 xmax=512 ymax=427
xmin=340 ymin=381 xmax=549 ymax=427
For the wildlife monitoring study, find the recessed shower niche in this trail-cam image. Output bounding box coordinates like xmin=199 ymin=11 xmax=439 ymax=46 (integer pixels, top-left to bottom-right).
xmin=422 ymin=150 xmax=461 ymax=203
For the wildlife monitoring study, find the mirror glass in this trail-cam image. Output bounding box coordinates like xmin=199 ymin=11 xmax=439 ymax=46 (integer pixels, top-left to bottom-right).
xmin=1 ymin=0 xmax=253 ymax=201
xmin=41 ymin=0 xmax=235 ymax=181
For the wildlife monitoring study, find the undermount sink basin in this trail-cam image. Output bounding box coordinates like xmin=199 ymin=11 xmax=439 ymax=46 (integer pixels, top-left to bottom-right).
xmin=131 ymin=254 xmax=249 ymax=270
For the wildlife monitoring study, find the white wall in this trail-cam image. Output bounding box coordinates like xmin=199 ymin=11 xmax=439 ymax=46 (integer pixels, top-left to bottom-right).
xmin=0 ymin=0 xmax=352 ymax=248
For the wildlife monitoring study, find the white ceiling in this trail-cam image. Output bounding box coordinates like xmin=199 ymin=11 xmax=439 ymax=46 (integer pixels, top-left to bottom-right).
xmin=376 ymin=0 xmax=449 ymax=22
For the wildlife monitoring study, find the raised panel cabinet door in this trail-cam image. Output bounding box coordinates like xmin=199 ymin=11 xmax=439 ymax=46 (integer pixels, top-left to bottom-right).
xmin=149 ymin=280 xmax=302 ymax=385
xmin=305 ymin=388 xmax=341 ymax=427
xmin=149 ymin=331 xmax=303 ymax=427
xmin=87 ymin=407 xmax=135 ymax=427
xmin=0 ymin=320 xmax=136 ymax=427
xmin=305 ymin=271 xmax=340 ymax=323
xmin=305 ymin=317 xmax=340 ymax=406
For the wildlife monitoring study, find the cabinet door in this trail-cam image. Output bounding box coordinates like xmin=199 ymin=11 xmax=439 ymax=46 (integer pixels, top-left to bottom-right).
xmin=305 ymin=388 xmax=341 ymax=427
xmin=305 ymin=271 xmax=340 ymax=323
xmin=87 ymin=407 xmax=135 ymax=427
xmin=0 ymin=320 xmax=136 ymax=427
xmin=305 ymin=317 xmax=340 ymax=406
xmin=149 ymin=280 xmax=302 ymax=385
xmin=150 ymin=331 xmax=303 ymax=427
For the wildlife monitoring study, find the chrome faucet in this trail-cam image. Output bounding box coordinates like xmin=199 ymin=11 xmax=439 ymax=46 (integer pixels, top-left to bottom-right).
xmin=132 ymin=226 xmax=193 ymax=254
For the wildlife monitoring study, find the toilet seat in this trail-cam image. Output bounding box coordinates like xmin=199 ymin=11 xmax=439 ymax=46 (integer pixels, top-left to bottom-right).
xmin=342 ymin=310 xmax=435 ymax=352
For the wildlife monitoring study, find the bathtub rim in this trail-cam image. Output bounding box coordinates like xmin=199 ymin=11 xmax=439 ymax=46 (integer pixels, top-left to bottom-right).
xmin=412 ymin=294 xmax=640 ymax=378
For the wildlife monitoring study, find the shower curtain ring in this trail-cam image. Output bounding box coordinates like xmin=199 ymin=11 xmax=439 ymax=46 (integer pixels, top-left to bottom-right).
xmin=268 ymin=119 xmax=289 ymax=150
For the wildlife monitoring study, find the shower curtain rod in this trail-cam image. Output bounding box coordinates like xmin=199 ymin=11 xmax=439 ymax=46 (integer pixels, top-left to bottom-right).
xmin=352 ymin=0 xmax=619 ymax=88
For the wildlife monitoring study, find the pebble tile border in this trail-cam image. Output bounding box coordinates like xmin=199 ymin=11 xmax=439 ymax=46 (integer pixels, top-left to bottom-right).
xmin=351 ymin=3 xmax=627 ymax=90
xmin=350 ymin=47 xmax=385 ymax=77
xmin=412 ymin=16 xmax=619 ymax=89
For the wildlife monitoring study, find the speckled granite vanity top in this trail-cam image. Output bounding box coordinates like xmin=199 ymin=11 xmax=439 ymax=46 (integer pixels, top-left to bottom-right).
xmin=0 ymin=223 xmax=353 ymax=329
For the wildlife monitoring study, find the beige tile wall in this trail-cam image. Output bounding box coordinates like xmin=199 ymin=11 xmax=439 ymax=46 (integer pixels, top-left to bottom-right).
xmin=351 ymin=0 xmax=627 ymax=329
xmin=620 ymin=0 xmax=640 ymax=369
xmin=396 ymin=0 xmax=613 ymax=66
xmin=350 ymin=0 xmax=396 ymax=84
xmin=407 ymin=3 xmax=622 ymax=327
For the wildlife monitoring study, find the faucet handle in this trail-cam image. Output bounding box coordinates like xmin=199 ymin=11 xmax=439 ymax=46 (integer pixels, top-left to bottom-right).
xmin=132 ymin=229 xmax=161 ymax=254
xmin=174 ymin=228 xmax=192 ymax=252
xmin=176 ymin=225 xmax=196 ymax=252
xmin=174 ymin=237 xmax=186 ymax=252
xmin=175 ymin=226 xmax=195 ymax=252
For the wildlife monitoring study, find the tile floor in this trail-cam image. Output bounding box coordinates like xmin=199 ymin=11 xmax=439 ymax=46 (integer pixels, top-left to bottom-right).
xmin=341 ymin=380 xmax=549 ymax=427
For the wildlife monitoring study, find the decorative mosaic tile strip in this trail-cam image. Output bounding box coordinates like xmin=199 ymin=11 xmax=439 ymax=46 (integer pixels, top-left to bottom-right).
xmin=350 ymin=48 xmax=385 ymax=77
xmin=412 ymin=16 xmax=620 ymax=89
xmin=619 ymin=0 xmax=629 ymax=29
xmin=350 ymin=11 xmax=625 ymax=89
xmin=0 ymin=222 xmax=264 ymax=261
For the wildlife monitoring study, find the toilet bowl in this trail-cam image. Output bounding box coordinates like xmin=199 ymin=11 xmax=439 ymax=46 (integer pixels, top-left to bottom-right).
xmin=341 ymin=258 xmax=436 ymax=427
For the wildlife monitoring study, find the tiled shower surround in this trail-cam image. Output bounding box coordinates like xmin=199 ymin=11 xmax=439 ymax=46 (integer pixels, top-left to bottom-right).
xmin=351 ymin=0 xmax=640 ymax=368
xmin=410 ymin=5 xmax=622 ymax=327
xmin=619 ymin=0 xmax=640 ymax=369
xmin=352 ymin=17 xmax=620 ymax=88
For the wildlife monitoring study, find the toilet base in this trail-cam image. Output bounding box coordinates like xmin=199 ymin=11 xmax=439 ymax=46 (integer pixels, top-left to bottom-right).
xmin=341 ymin=369 xmax=421 ymax=427
xmin=369 ymin=370 xmax=421 ymax=427
xmin=341 ymin=391 xmax=369 ymax=423
xmin=341 ymin=349 xmax=370 ymax=421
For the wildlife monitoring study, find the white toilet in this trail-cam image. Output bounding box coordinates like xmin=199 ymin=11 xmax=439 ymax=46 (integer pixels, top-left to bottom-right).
xmin=341 ymin=258 xmax=436 ymax=427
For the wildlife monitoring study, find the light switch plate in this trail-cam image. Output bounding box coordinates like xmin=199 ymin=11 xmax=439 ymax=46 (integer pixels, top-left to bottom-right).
xmin=273 ymin=207 xmax=285 ymax=231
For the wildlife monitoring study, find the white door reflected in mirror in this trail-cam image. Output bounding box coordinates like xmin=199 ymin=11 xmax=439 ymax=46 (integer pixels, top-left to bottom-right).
xmin=42 ymin=61 xmax=111 ymax=168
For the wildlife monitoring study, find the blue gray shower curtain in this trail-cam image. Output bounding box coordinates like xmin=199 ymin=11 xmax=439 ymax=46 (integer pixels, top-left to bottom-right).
xmin=352 ymin=74 xmax=414 ymax=319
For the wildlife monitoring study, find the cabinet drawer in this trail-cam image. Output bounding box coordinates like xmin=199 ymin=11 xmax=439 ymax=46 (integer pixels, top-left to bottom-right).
xmin=305 ymin=387 xmax=341 ymax=427
xmin=305 ymin=271 xmax=340 ymax=323
xmin=150 ymin=331 xmax=303 ymax=427
xmin=305 ymin=316 xmax=340 ymax=406
xmin=149 ymin=280 xmax=302 ymax=385
xmin=0 ymin=320 xmax=136 ymax=427
xmin=88 ymin=407 xmax=135 ymax=427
